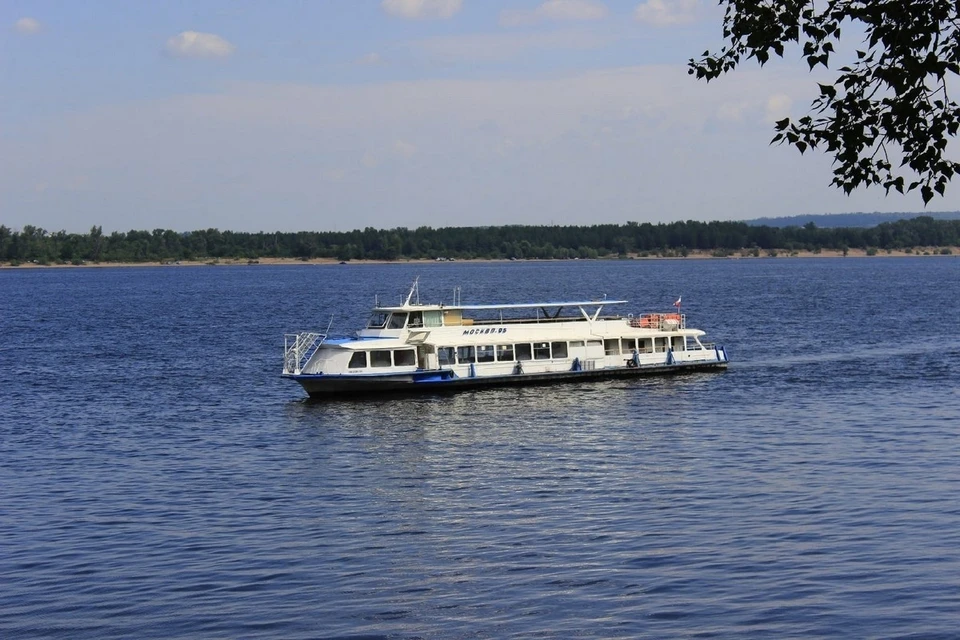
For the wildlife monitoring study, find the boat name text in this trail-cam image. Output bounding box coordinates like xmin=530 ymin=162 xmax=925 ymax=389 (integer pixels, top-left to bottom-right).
xmin=462 ymin=327 xmax=508 ymax=335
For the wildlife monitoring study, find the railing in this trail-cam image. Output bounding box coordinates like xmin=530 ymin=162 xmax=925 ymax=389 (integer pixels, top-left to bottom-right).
xmin=465 ymin=314 xmax=625 ymax=326
xmin=283 ymin=332 xmax=325 ymax=375
xmin=628 ymin=313 xmax=686 ymax=330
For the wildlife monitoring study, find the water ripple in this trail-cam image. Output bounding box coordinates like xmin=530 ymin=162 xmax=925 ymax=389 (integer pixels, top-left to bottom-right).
xmin=2 ymin=260 xmax=959 ymax=638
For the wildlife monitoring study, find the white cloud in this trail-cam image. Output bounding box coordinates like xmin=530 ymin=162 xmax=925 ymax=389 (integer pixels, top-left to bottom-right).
xmin=361 ymin=150 xmax=381 ymax=169
xmin=414 ymin=29 xmax=614 ymax=62
xmin=540 ymin=0 xmax=608 ymax=20
xmin=9 ymin=64 xmax=951 ymax=234
xmin=712 ymin=92 xmax=793 ymax=125
xmin=497 ymin=138 xmax=516 ymax=156
xmin=165 ymin=31 xmax=236 ymax=59
xmin=501 ymin=0 xmax=608 ymax=27
xmin=394 ymin=139 xmax=418 ymax=158
xmin=381 ymin=0 xmax=462 ymax=20
xmin=15 ymin=17 xmax=41 ymax=34
xmin=321 ymin=168 xmax=347 ymax=182
xmin=357 ymin=141 xmax=417 ymax=170
xmin=716 ymin=101 xmax=747 ymax=123
xmin=634 ymin=0 xmax=700 ymax=27
xmin=356 ymin=52 xmax=383 ymax=65
xmin=765 ymin=93 xmax=792 ymax=123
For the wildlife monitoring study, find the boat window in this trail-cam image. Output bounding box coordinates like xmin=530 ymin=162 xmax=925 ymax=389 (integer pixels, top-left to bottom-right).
xmin=348 ymin=351 xmax=367 ymax=368
xmin=638 ymin=338 xmax=652 ymax=353
xmin=370 ymin=350 xmax=392 ymax=367
xmin=438 ymin=346 xmax=456 ymax=366
xmin=424 ymin=311 xmax=443 ymax=327
xmin=551 ymin=342 xmax=568 ymax=359
xmin=534 ymin=342 xmax=551 ymax=360
xmin=477 ymin=345 xmax=495 ymax=363
xmin=671 ymin=337 xmax=684 ymax=351
xmin=367 ymin=313 xmax=388 ymax=328
xmin=457 ymin=346 xmax=476 ymax=364
xmin=408 ymin=312 xmax=423 ymax=328
xmin=569 ymin=340 xmax=585 ymax=348
xmin=654 ymin=338 xmax=667 ymax=353
xmin=587 ymin=340 xmax=602 ymax=348
xmin=621 ymin=338 xmax=636 ymax=352
xmin=515 ymin=343 xmax=532 ymax=361
xmin=388 ymin=313 xmax=408 ymax=329
xmin=605 ymin=339 xmax=620 ymax=355
xmin=394 ymin=349 xmax=416 ymax=366
xmin=685 ymin=337 xmax=702 ymax=351
xmin=496 ymin=344 xmax=514 ymax=362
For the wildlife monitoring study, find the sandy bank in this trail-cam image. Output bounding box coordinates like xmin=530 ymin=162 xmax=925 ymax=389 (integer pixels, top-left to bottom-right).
xmin=2 ymin=247 xmax=957 ymax=269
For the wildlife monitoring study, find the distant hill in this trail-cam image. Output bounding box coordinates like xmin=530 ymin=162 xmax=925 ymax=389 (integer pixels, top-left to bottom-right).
xmin=743 ymin=211 xmax=960 ymax=228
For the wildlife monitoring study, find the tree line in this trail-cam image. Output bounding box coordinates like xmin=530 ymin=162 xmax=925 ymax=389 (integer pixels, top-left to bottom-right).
xmin=1 ymin=217 xmax=958 ymax=264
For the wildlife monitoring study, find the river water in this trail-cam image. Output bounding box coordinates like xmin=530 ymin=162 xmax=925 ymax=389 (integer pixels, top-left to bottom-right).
xmin=2 ymin=258 xmax=958 ymax=639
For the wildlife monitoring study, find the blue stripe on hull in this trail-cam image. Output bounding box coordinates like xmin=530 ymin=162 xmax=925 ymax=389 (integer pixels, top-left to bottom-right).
xmin=285 ymin=361 xmax=728 ymax=398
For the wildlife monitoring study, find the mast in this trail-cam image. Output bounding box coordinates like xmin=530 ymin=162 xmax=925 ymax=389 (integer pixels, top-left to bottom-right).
xmin=404 ymin=277 xmax=420 ymax=307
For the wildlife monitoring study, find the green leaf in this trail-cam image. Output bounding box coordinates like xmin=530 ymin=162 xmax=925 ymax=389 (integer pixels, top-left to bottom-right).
xmin=691 ymin=0 xmax=960 ymax=204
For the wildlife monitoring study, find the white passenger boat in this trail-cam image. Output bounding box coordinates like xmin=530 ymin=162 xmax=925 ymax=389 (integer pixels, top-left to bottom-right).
xmin=282 ymin=280 xmax=728 ymax=397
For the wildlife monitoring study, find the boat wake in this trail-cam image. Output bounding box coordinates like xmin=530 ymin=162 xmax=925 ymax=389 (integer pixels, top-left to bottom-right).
xmin=734 ymin=337 xmax=960 ymax=371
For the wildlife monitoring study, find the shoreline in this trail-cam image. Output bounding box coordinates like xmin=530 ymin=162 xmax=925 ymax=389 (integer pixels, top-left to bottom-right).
xmin=1 ymin=247 xmax=957 ymax=269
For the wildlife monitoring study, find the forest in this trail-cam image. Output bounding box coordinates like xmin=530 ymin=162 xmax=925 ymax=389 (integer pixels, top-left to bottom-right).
xmin=1 ymin=217 xmax=958 ymax=265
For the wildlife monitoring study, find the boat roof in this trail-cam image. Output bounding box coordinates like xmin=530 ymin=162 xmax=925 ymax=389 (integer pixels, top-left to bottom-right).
xmin=374 ymin=300 xmax=628 ymax=312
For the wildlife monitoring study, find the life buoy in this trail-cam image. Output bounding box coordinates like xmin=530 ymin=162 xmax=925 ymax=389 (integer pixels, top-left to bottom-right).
xmin=639 ymin=314 xmax=659 ymax=328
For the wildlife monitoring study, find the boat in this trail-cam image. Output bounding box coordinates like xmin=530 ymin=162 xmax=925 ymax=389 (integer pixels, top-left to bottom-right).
xmin=282 ymin=279 xmax=728 ymax=397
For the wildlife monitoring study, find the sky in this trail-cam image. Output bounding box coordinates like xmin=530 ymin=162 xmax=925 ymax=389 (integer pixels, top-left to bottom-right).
xmin=2 ymin=0 xmax=959 ymax=233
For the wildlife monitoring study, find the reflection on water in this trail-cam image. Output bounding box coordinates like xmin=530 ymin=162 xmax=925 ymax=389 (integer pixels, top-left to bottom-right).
xmin=286 ymin=373 xmax=720 ymax=440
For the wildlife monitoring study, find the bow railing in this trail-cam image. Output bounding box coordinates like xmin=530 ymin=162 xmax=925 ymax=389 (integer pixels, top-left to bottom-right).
xmin=283 ymin=332 xmax=325 ymax=375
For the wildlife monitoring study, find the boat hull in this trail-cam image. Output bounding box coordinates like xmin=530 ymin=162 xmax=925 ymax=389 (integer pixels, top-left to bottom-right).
xmin=283 ymin=360 xmax=728 ymax=398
